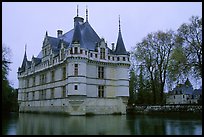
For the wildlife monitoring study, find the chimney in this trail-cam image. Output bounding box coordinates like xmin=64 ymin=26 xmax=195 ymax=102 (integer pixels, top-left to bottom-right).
xmin=57 ymin=30 xmax=63 ymax=38
xmin=111 ymin=43 xmax=115 ymax=51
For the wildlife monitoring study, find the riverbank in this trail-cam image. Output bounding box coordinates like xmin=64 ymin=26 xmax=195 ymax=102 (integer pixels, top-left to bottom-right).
xmin=127 ymin=104 xmax=202 ymax=114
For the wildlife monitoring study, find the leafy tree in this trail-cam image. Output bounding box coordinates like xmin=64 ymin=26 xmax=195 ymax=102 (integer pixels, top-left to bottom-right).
xmin=2 ymin=44 xmax=18 ymax=113
xmin=133 ymin=30 xmax=175 ymax=104
xmin=177 ymin=16 xmax=202 ymax=78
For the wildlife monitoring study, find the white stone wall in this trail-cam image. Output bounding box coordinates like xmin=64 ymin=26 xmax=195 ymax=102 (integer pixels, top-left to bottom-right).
xmin=18 ymin=44 xmax=130 ymax=114
xmin=86 ymin=85 xmax=97 ymax=97
xmin=19 ymin=97 xmax=127 ymax=115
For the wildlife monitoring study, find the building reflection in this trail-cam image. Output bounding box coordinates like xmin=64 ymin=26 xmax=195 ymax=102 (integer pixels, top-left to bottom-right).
xmin=14 ymin=113 xmax=202 ymax=135
xmin=16 ymin=113 xmax=131 ymax=135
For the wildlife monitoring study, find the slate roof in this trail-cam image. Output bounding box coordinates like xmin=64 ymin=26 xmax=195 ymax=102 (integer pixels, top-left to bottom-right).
xmin=114 ymin=30 xmax=128 ymax=55
xmin=32 ymin=57 xmax=42 ymax=66
xmin=20 ymin=15 xmax=128 ymax=72
xmin=168 ymin=79 xmax=202 ymax=96
xmin=193 ymin=89 xmax=202 ymax=96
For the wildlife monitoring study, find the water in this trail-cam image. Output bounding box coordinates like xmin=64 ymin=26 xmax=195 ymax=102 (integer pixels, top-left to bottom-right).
xmin=2 ymin=112 xmax=202 ymax=135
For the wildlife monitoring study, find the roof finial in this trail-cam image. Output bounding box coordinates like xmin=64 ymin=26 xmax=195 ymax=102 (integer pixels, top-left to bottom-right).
xmin=86 ymin=5 xmax=88 ymax=22
xmin=77 ymin=5 xmax=79 ymax=17
xmin=25 ymin=44 xmax=27 ymax=53
xmin=24 ymin=44 xmax=27 ymax=59
xmin=119 ymin=15 xmax=121 ymax=32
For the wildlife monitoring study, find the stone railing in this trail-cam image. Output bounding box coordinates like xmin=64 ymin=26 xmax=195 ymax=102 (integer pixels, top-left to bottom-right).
xmin=127 ymin=104 xmax=202 ymax=114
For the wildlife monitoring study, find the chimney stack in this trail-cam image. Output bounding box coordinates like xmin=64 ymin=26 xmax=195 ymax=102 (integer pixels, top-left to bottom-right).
xmin=57 ymin=30 xmax=63 ymax=38
xmin=111 ymin=43 xmax=115 ymax=51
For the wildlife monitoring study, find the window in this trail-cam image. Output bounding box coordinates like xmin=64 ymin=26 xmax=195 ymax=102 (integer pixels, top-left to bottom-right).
xmin=98 ymin=66 xmax=104 ymax=79
xmin=98 ymin=86 xmax=104 ymax=98
xmin=26 ymin=92 xmax=28 ymax=100
xmin=62 ymin=66 xmax=66 ymax=80
xmin=27 ymin=79 xmax=29 ymax=87
xmin=51 ymin=70 xmax=55 ymax=82
xmin=85 ymin=51 xmax=87 ymax=55
xmin=100 ymin=48 xmax=105 ymax=59
xmin=32 ymin=91 xmax=35 ymax=100
xmin=74 ymin=64 xmax=78 ymax=76
xmin=74 ymin=47 xmax=78 ymax=54
xmin=183 ymin=95 xmax=185 ymax=98
xmin=127 ymin=57 xmax=129 ymax=61
xmin=108 ymin=56 xmax=110 ymax=60
xmin=112 ymin=57 xmax=115 ymax=61
xmin=74 ymin=85 xmax=78 ymax=90
xmin=62 ymin=86 xmax=66 ymax=98
xmin=33 ymin=77 xmax=35 ymax=86
xmin=39 ymin=90 xmax=43 ymax=100
xmin=50 ymin=88 xmax=54 ymax=99
xmin=61 ymin=49 xmax=64 ymax=60
xmin=123 ymin=57 xmax=126 ymax=61
xmin=40 ymin=90 xmax=46 ymax=100
xmin=70 ymin=48 xmax=73 ymax=54
xmin=45 ymin=48 xmax=47 ymax=56
xmin=44 ymin=73 xmax=47 ymax=84
xmin=40 ymin=73 xmax=47 ymax=84
xmin=90 ymin=53 xmax=93 ymax=57
xmin=80 ymin=49 xmax=83 ymax=54
xmin=117 ymin=57 xmax=120 ymax=61
xmin=43 ymin=90 xmax=46 ymax=99
xmin=174 ymin=96 xmax=175 ymax=99
xmin=95 ymin=54 xmax=98 ymax=58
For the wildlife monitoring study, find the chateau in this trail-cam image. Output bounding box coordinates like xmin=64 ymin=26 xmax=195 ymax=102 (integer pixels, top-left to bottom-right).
xmin=17 ymin=7 xmax=130 ymax=115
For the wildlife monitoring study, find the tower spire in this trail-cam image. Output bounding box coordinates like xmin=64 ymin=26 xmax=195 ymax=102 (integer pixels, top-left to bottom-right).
xmin=77 ymin=5 xmax=79 ymax=17
xmin=119 ymin=15 xmax=121 ymax=32
xmin=25 ymin=44 xmax=27 ymax=54
xmin=115 ymin=15 xmax=127 ymax=55
xmin=86 ymin=5 xmax=88 ymax=22
xmin=24 ymin=44 xmax=27 ymax=58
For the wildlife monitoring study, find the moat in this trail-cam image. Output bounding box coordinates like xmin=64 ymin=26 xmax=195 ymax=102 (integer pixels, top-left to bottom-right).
xmin=2 ymin=112 xmax=202 ymax=135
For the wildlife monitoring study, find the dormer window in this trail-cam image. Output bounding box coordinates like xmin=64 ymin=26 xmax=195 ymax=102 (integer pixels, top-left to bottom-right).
xmin=74 ymin=47 xmax=78 ymax=54
xmin=100 ymin=48 xmax=105 ymax=59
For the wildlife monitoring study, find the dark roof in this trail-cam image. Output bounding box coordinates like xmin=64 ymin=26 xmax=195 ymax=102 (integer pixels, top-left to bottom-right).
xmin=193 ymin=89 xmax=202 ymax=95
xmin=19 ymin=51 xmax=27 ymax=72
xmin=114 ymin=31 xmax=127 ymax=55
xmin=20 ymin=15 xmax=128 ymax=72
xmin=71 ymin=21 xmax=85 ymax=47
xmin=33 ymin=57 xmax=41 ymax=66
xmin=47 ymin=36 xmax=61 ymax=53
xmin=21 ymin=51 xmax=27 ymax=69
xmin=61 ymin=21 xmax=100 ymax=50
xmin=27 ymin=61 xmax=32 ymax=68
xmin=168 ymin=83 xmax=193 ymax=95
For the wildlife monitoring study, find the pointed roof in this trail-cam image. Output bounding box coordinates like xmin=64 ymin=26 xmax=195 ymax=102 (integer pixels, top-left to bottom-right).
xmin=114 ymin=16 xmax=127 ymax=55
xmin=19 ymin=45 xmax=28 ymax=72
xmin=71 ymin=21 xmax=84 ymax=47
xmin=184 ymin=78 xmax=192 ymax=87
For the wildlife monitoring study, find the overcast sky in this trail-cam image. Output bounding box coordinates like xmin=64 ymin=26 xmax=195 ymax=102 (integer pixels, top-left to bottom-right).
xmin=2 ymin=2 xmax=202 ymax=89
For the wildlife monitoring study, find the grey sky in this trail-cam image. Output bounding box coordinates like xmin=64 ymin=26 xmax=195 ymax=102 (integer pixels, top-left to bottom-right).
xmin=2 ymin=2 xmax=202 ymax=89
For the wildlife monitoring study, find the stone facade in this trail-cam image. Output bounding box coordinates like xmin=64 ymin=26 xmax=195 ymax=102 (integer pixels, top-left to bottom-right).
xmin=17 ymin=8 xmax=130 ymax=115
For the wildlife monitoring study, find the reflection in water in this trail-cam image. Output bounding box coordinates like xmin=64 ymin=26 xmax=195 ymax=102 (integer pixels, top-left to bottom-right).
xmin=16 ymin=113 xmax=130 ymax=135
xmin=126 ymin=113 xmax=202 ymax=135
xmin=2 ymin=113 xmax=202 ymax=135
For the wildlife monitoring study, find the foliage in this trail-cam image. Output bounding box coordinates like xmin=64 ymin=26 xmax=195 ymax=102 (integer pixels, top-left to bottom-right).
xmin=177 ymin=16 xmax=202 ymax=78
xmin=2 ymin=44 xmax=18 ymax=113
xmin=128 ymin=68 xmax=137 ymax=105
xmin=129 ymin=15 xmax=202 ymax=106
xmin=132 ymin=30 xmax=175 ymax=104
